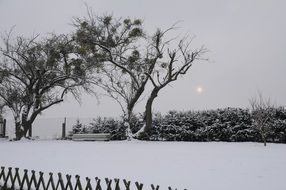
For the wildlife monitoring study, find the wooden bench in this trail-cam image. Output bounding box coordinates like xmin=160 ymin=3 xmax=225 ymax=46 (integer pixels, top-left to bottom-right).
xmin=72 ymin=133 xmax=111 ymax=141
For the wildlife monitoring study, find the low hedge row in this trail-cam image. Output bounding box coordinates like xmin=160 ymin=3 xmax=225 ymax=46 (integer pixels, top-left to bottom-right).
xmin=72 ymin=107 xmax=286 ymax=143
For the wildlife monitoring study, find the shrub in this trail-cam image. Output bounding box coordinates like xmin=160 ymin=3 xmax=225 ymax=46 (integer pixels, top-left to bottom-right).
xmin=72 ymin=119 xmax=85 ymax=134
xmin=71 ymin=117 xmax=127 ymax=140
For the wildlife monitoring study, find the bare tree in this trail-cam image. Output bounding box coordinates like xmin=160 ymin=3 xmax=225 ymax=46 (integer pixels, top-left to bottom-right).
xmin=0 ymin=34 xmax=90 ymax=140
xmin=73 ymin=12 xmax=207 ymax=136
xmin=250 ymin=93 xmax=274 ymax=146
xmin=143 ymin=33 xmax=207 ymax=132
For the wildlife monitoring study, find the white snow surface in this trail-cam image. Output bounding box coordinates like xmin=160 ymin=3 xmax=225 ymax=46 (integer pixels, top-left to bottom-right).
xmin=0 ymin=140 xmax=285 ymax=190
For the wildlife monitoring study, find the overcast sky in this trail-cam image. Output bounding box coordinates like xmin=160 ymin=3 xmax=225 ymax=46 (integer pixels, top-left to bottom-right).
xmin=0 ymin=0 xmax=286 ymax=119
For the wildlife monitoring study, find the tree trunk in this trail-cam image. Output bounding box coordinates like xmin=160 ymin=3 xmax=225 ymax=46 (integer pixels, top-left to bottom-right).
xmin=126 ymin=82 xmax=147 ymax=122
xmin=262 ymin=135 xmax=267 ymax=146
xmin=28 ymin=127 xmax=32 ymax=137
xmin=127 ymin=108 xmax=133 ymax=123
xmin=144 ymin=88 xmax=160 ymax=132
xmin=15 ymin=121 xmax=22 ymax=140
xmin=14 ymin=119 xmax=33 ymax=140
xmin=22 ymin=121 xmax=32 ymax=138
xmin=261 ymin=131 xmax=267 ymax=146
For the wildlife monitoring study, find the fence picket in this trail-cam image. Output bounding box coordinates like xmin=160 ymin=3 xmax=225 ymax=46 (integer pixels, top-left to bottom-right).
xmin=55 ymin=173 xmax=65 ymax=190
xmin=9 ymin=167 xmax=15 ymax=188
xmin=36 ymin=172 xmax=46 ymax=190
xmin=135 ymin=182 xmax=143 ymax=190
xmin=74 ymin=175 xmax=82 ymax=190
xmin=122 ymin=179 xmax=130 ymax=190
xmin=28 ymin=170 xmax=39 ymax=190
xmin=11 ymin=168 xmax=21 ymax=189
xmin=3 ymin=167 xmax=13 ymax=188
xmin=65 ymin=174 xmax=73 ymax=190
xmin=95 ymin=177 xmax=102 ymax=190
xmin=46 ymin=173 xmax=56 ymax=190
xmin=20 ymin=169 xmax=30 ymax=190
xmin=0 ymin=167 xmax=6 ymax=181
xmin=151 ymin=184 xmax=159 ymax=190
xmin=84 ymin=177 xmax=92 ymax=190
xmin=114 ymin=178 xmax=120 ymax=190
xmin=105 ymin=178 xmax=112 ymax=190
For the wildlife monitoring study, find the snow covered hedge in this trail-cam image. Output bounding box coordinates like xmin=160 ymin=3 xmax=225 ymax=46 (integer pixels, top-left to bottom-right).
xmin=71 ymin=107 xmax=286 ymax=143
xmin=138 ymin=107 xmax=286 ymax=143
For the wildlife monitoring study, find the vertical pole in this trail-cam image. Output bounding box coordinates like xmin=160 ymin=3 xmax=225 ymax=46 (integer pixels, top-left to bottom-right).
xmin=0 ymin=124 xmax=2 ymax=137
xmin=0 ymin=123 xmax=2 ymax=137
xmin=62 ymin=117 xmax=66 ymax=139
xmin=3 ymin=119 xmax=6 ymax=137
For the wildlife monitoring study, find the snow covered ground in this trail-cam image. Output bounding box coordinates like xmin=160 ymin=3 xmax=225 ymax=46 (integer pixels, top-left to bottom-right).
xmin=0 ymin=140 xmax=285 ymax=190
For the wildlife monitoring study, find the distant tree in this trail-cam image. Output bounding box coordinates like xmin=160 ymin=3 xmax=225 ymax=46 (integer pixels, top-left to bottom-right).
xmin=250 ymin=93 xmax=274 ymax=146
xmin=0 ymin=34 xmax=90 ymax=140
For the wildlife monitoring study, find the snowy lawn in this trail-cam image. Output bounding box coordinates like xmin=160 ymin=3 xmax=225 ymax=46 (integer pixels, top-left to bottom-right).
xmin=0 ymin=140 xmax=285 ymax=190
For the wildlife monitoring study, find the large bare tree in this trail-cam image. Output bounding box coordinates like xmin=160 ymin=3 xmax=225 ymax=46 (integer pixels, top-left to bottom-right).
xmin=73 ymin=14 xmax=163 ymax=129
xmin=73 ymin=12 xmax=207 ymax=136
xmin=0 ymin=34 xmax=91 ymax=140
xmin=143 ymin=33 xmax=207 ymax=132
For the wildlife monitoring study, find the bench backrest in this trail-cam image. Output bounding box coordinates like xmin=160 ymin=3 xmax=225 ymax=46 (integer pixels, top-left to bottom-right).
xmin=72 ymin=133 xmax=111 ymax=141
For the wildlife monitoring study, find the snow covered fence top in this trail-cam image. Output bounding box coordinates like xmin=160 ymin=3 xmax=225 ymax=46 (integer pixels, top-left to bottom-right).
xmin=0 ymin=167 xmax=185 ymax=190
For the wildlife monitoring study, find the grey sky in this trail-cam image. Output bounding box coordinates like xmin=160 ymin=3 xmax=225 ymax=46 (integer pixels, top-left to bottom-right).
xmin=0 ymin=0 xmax=285 ymax=119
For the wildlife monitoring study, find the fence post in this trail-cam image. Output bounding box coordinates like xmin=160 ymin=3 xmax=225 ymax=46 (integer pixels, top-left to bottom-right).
xmin=0 ymin=117 xmax=3 ymax=137
xmin=3 ymin=119 xmax=6 ymax=137
xmin=62 ymin=117 xmax=66 ymax=139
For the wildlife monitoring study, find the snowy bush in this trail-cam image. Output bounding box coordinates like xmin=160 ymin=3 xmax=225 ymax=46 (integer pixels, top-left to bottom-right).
xmin=89 ymin=117 xmax=127 ymax=140
xmin=71 ymin=117 xmax=127 ymax=140
xmin=72 ymin=119 xmax=86 ymax=134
